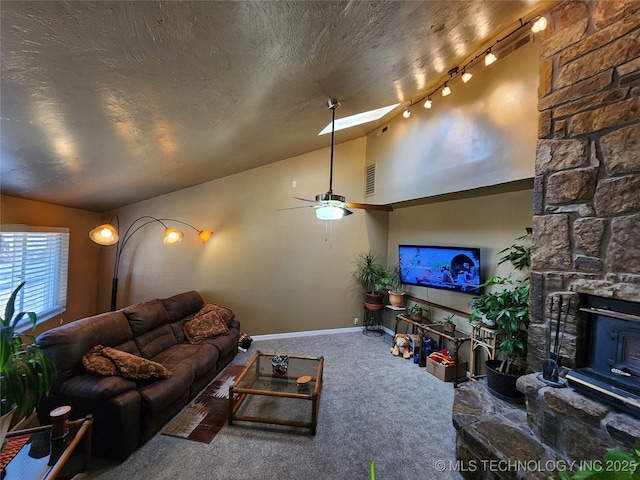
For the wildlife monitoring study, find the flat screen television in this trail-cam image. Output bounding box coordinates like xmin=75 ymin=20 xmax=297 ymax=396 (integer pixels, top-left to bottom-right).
xmin=398 ymin=244 xmax=482 ymax=294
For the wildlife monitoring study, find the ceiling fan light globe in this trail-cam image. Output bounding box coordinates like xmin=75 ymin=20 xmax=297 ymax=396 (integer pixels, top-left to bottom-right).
xmin=316 ymin=206 xmax=345 ymax=220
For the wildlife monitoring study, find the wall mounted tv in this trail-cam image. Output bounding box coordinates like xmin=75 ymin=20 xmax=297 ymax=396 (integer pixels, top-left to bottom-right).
xmin=398 ymin=245 xmax=482 ymax=295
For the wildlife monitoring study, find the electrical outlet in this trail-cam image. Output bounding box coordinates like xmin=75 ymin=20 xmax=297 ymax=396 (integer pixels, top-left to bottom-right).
xmin=354 ymin=317 xmax=359 ymax=325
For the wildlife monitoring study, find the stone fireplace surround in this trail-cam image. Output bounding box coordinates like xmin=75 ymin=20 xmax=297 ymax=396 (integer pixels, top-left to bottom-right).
xmin=453 ymin=1 xmax=640 ymax=478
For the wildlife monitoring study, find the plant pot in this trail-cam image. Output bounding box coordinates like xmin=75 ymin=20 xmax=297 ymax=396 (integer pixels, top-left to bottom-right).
xmin=485 ymin=360 xmax=524 ymax=403
xmin=365 ymin=292 xmax=384 ymax=311
xmin=443 ymin=323 xmax=456 ymax=334
xmin=0 ymin=409 xmax=14 ymax=450
xmin=410 ymin=312 xmax=423 ymax=321
xmin=271 ymin=354 xmax=289 ymax=377
xmin=388 ymin=291 xmax=405 ymax=308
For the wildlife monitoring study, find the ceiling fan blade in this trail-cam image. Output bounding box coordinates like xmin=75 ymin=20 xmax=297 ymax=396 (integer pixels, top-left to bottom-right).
xmin=276 ymin=205 xmax=317 ymax=211
xmin=343 ymin=208 xmax=354 ymax=216
xmin=345 ymin=202 xmax=393 ymax=212
xmin=292 ymin=196 xmax=317 ymax=203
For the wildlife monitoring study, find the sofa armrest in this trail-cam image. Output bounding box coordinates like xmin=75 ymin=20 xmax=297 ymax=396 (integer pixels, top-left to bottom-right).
xmin=60 ymin=374 xmax=137 ymax=400
xmin=228 ymin=318 xmax=240 ymax=331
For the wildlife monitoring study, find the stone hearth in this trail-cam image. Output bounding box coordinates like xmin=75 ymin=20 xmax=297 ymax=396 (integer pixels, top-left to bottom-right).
xmin=454 ymin=1 xmax=640 ymax=476
xmin=453 ymin=377 xmax=640 ymax=480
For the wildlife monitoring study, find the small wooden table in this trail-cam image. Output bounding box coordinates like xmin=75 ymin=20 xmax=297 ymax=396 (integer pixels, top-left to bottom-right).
xmin=228 ymin=351 xmax=324 ymax=434
xmin=2 ymin=415 xmax=93 ymax=480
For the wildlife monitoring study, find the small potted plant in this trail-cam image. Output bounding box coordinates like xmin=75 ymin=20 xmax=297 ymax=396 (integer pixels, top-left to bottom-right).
xmin=353 ymin=251 xmax=389 ymax=311
xmin=442 ymin=314 xmax=456 ymax=334
xmin=1 ymin=282 xmax=55 ymax=444
xmin=386 ymin=263 xmax=405 ymax=307
xmin=409 ymin=304 xmax=424 ymax=322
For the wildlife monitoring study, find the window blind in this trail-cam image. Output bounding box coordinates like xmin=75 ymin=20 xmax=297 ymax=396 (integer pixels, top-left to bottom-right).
xmin=0 ymin=226 xmax=69 ymax=330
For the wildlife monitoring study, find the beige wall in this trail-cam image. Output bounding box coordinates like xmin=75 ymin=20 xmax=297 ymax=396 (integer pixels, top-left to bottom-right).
xmin=386 ymin=188 xmax=534 ymax=340
xmin=98 ymin=137 xmax=388 ymax=335
xmin=0 ymin=194 xmax=102 ymax=335
xmin=366 ymin=33 xmax=539 ymax=205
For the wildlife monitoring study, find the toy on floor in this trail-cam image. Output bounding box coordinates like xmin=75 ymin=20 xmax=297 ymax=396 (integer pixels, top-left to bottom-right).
xmin=391 ymin=333 xmax=411 ymax=359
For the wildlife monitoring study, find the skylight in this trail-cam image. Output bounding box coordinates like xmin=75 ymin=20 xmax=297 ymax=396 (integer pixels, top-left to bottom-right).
xmin=318 ymin=103 xmax=400 ymax=135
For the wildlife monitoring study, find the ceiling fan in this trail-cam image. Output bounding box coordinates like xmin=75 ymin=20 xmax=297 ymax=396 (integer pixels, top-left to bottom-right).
xmin=281 ymin=99 xmax=393 ymax=220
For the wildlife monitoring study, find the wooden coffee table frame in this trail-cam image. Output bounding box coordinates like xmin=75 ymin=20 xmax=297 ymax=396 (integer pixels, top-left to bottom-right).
xmin=228 ymin=351 xmax=324 ymax=434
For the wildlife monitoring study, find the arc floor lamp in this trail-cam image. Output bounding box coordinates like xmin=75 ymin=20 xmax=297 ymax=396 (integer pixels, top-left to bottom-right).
xmin=89 ymin=215 xmax=213 ymax=311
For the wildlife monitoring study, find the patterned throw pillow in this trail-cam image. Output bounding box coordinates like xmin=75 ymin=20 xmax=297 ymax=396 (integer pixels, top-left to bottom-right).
xmin=183 ymin=303 xmax=231 ymax=344
xmin=82 ymin=345 xmax=119 ymax=376
xmin=101 ymin=347 xmax=172 ymax=380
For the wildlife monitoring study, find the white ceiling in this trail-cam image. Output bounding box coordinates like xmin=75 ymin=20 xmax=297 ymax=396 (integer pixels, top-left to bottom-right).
xmin=0 ymin=1 xmax=557 ymax=213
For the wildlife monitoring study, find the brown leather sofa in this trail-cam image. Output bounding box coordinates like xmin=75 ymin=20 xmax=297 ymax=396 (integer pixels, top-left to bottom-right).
xmin=36 ymin=291 xmax=239 ymax=460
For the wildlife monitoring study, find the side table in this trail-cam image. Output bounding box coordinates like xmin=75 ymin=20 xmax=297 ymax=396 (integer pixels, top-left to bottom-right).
xmin=469 ymin=324 xmax=503 ymax=380
xmin=2 ymin=414 xmax=93 ymax=480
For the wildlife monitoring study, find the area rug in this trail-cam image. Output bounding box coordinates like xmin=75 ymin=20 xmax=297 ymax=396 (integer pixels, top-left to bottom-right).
xmin=162 ymin=364 xmax=245 ymax=443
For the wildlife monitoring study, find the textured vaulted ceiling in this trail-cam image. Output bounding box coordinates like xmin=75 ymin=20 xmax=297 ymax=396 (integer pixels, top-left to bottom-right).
xmin=0 ymin=1 xmax=556 ymax=213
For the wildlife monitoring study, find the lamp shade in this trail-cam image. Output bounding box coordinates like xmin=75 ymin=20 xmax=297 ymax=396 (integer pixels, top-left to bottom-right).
xmin=198 ymin=230 xmax=213 ymax=243
xmin=163 ymin=228 xmax=184 ymax=245
xmin=89 ymin=224 xmax=119 ymax=245
xmin=316 ymin=206 xmax=345 ymax=220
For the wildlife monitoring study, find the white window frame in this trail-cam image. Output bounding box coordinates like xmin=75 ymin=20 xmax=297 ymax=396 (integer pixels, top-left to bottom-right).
xmin=0 ymin=225 xmax=69 ymax=331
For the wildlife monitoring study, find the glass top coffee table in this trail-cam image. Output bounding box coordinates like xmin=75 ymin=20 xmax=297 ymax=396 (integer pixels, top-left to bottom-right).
xmin=228 ymin=351 xmax=324 ymax=434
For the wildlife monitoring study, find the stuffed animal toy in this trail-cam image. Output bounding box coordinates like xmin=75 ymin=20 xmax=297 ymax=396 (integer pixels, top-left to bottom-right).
xmin=391 ymin=334 xmax=411 ymax=359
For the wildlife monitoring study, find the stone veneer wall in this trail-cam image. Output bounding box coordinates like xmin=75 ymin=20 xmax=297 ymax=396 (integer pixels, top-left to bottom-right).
xmin=528 ymin=0 xmax=640 ymax=371
xmin=453 ymin=3 xmax=640 ymax=478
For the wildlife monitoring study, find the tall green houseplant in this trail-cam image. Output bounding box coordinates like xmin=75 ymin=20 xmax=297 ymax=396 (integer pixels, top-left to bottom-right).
xmin=1 ymin=282 xmax=55 ymax=421
xmin=469 ymin=229 xmax=531 ymax=375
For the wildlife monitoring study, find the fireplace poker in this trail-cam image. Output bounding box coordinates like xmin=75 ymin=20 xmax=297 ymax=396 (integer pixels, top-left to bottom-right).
xmin=556 ymin=298 xmax=569 ymax=361
xmin=554 ymin=294 xmax=563 ymax=363
xmin=542 ymin=296 xmax=555 ymax=380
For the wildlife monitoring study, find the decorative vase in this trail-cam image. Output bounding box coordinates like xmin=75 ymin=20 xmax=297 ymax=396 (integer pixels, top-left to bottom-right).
xmin=271 ymin=354 xmax=289 ymax=377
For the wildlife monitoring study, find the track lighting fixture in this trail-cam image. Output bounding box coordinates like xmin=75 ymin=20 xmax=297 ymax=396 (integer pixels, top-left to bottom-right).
xmin=531 ymin=16 xmax=548 ymax=33
xmin=484 ymin=49 xmax=497 ymax=66
xmin=400 ymin=12 xmax=549 ymax=118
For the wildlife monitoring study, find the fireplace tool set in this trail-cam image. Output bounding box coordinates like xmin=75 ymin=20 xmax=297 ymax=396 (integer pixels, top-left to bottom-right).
xmin=539 ymin=294 xmax=568 ymax=387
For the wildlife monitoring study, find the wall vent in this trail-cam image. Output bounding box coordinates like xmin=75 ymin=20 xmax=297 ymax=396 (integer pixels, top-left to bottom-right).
xmin=495 ymin=32 xmax=532 ymax=61
xmin=365 ymin=163 xmax=376 ymax=197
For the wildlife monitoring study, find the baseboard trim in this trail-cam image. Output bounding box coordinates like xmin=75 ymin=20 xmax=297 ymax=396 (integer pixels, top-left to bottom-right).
xmin=253 ymin=326 xmax=394 ymax=341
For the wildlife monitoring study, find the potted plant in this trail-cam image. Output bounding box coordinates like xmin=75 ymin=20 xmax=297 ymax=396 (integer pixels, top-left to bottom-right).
xmin=442 ymin=314 xmax=456 ymax=334
xmin=409 ymin=304 xmax=424 ymax=322
xmin=354 ymin=251 xmax=389 ymax=311
xmin=1 ymin=282 xmax=55 ymax=444
xmin=468 ymin=228 xmax=531 ymax=402
xmin=386 ymin=263 xmax=405 ymax=307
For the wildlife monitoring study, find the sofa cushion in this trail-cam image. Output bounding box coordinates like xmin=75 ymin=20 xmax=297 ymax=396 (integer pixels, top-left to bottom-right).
xmin=137 ymin=363 xmax=194 ymax=413
xmin=152 ymin=343 xmax=219 ymax=379
xmin=134 ymin=323 xmax=177 ymax=359
xmin=82 ymin=345 xmax=118 ymax=376
xmin=183 ymin=304 xmax=231 ymax=344
xmin=202 ymin=326 xmax=239 ymax=359
xmin=162 ymin=291 xmax=204 ymax=322
xmin=123 ymin=299 xmax=170 ymax=336
xmin=60 ymin=374 xmax=136 ymax=400
xmin=102 ymin=347 xmax=172 ymax=380
xmin=37 ymin=311 xmax=133 ymax=386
